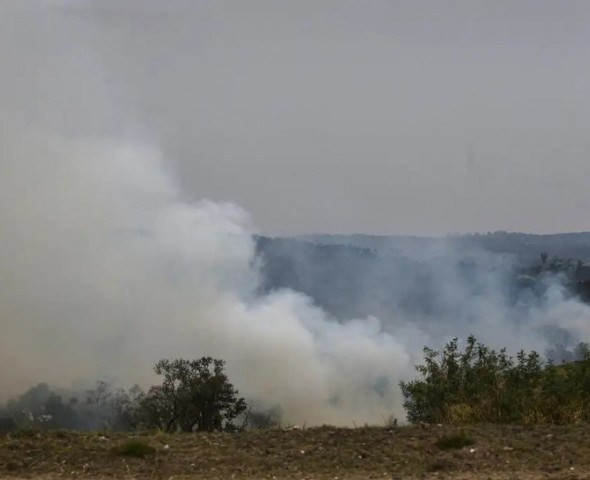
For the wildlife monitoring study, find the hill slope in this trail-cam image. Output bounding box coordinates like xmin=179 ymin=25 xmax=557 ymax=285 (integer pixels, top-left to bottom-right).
xmin=2 ymin=425 xmax=590 ymax=479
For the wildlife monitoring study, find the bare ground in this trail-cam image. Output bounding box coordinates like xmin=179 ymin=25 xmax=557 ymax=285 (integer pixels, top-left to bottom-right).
xmin=2 ymin=424 xmax=590 ymax=479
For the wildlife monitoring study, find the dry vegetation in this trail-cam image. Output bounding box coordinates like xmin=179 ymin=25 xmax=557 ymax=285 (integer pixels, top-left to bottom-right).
xmin=3 ymin=424 xmax=590 ymax=479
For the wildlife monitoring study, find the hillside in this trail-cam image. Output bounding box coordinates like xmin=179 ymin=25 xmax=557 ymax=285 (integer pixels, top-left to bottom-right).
xmin=296 ymin=232 xmax=590 ymax=264
xmin=256 ymin=233 xmax=590 ymax=326
xmin=2 ymin=425 xmax=590 ymax=479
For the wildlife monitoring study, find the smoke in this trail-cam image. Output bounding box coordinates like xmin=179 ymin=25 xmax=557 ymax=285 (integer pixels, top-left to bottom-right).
xmin=2 ymin=1 xmax=590 ymax=426
xmin=0 ymin=127 xmax=418 ymax=424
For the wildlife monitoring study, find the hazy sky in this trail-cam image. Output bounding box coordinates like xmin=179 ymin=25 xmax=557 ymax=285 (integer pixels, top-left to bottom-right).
xmin=3 ymin=0 xmax=590 ymax=235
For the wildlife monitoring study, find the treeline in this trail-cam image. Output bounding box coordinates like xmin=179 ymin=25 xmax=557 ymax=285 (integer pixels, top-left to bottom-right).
xmin=298 ymin=231 xmax=590 ymax=265
xmin=4 ymin=338 xmax=590 ymax=431
xmin=0 ymin=357 xmax=274 ymax=432
xmin=401 ymin=336 xmax=590 ymax=424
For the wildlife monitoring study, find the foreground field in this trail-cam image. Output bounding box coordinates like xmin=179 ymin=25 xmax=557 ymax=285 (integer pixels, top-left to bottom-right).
xmin=2 ymin=424 xmax=590 ymax=479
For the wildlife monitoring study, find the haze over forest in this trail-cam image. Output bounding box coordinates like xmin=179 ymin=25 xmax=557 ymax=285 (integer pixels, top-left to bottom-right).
xmin=2 ymin=1 xmax=590 ymax=426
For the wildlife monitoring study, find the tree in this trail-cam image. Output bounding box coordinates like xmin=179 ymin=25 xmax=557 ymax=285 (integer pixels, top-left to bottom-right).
xmin=110 ymin=385 xmax=145 ymax=431
xmin=86 ymin=380 xmax=114 ymax=429
xmin=141 ymin=357 xmax=247 ymax=432
xmin=3 ymin=383 xmax=81 ymax=430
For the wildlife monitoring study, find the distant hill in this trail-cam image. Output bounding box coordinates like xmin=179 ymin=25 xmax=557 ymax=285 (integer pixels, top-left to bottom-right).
xmin=295 ymin=231 xmax=590 ymax=265
xmin=255 ymin=232 xmax=590 ymax=324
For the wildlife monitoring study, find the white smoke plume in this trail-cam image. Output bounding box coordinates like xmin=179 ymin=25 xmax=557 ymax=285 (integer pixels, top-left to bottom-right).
xmin=0 ymin=2 xmax=416 ymax=424
xmin=0 ymin=128 xmax=419 ymax=424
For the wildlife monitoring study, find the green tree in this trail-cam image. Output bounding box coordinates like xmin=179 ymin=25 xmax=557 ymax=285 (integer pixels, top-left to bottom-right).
xmin=400 ymin=336 xmax=590 ymax=425
xmin=141 ymin=357 xmax=247 ymax=432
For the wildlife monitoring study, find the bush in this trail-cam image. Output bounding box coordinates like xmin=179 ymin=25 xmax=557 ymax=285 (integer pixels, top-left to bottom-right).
xmin=12 ymin=427 xmax=41 ymax=438
xmin=114 ymin=440 xmax=155 ymax=458
xmin=435 ymin=432 xmax=475 ymax=450
xmin=400 ymin=336 xmax=590 ymax=424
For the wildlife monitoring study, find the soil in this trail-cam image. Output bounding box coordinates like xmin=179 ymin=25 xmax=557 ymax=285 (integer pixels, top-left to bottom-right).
xmin=2 ymin=424 xmax=590 ymax=479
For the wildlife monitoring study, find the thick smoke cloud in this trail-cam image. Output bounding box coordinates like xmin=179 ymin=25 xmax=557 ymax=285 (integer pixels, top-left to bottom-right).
xmin=0 ymin=130 xmax=415 ymax=424
xmin=2 ymin=2 xmax=590 ymax=426
xmin=0 ymin=2 xmax=412 ymax=425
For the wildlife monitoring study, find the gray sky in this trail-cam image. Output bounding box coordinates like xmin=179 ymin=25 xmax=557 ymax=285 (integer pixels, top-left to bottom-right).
xmin=3 ymin=0 xmax=590 ymax=235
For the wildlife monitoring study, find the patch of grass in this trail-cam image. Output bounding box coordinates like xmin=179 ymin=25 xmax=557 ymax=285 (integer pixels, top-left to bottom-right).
xmin=4 ymin=461 xmax=20 ymax=472
xmin=427 ymin=459 xmax=455 ymax=472
xmin=435 ymin=431 xmax=475 ymax=450
xmin=5 ymin=440 xmax=21 ymax=451
xmin=12 ymin=428 xmax=40 ymax=438
xmin=113 ymin=439 xmax=156 ymax=458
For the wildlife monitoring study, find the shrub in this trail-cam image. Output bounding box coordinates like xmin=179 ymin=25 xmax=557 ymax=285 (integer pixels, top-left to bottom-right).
xmin=114 ymin=440 xmax=155 ymax=458
xmin=400 ymin=336 xmax=590 ymax=425
xmin=427 ymin=459 xmax=455 ymax=471
xmin=435 ymin=432 xmax=475 ymax=450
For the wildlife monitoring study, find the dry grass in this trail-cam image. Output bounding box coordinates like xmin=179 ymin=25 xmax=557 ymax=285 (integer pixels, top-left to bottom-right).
xmin=2 ymin=424 xmax=590 ymax=479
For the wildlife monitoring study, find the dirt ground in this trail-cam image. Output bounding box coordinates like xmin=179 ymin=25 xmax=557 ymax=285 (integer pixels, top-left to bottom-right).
xmin=2 ymin=424 xmax=590 ymax=479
